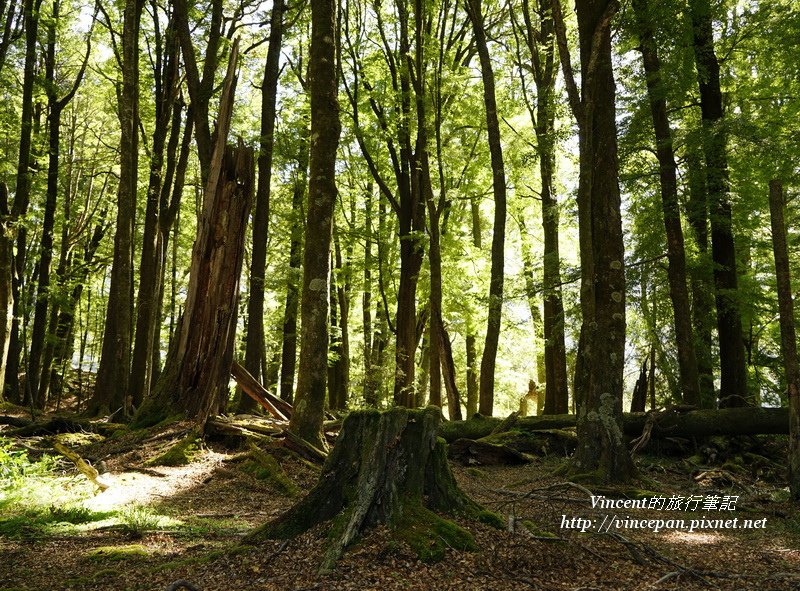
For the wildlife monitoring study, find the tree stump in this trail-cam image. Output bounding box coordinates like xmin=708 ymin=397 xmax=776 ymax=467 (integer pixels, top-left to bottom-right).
xmin=246 ymin=407 xmax=500 ymax=571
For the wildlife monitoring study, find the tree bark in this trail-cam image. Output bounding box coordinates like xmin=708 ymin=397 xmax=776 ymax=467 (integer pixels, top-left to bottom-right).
xmin=241 ymin=0 xmax=284 ymax=412
xmin=0 ymin=185 xmax=12 ymax=401
xmin=557 ymin=0 xmax=634 ymax=481
xmin=689 ymin=0 xmax=748 ymax=407
xmin=247 ymin=408 xmax=488 ymax=571
xmin=288 ymin=0 xmax=341 ymax=449
xmin=278 ymin=136 xmax=308 ymax=405
xmin=88 ymin=0 xmax=143 ymax=416
xmin=134 ymin=43 xmax=253 ymax=428
xmin=767 ymin=180 xmax=800 ymax=501
xmin=467 ymin=0 xmax=507 ymax=417
xmin=685 ymin=148 xmax=716 ymax=407
xmin=129 ymin=10 xmax=178 ymax=409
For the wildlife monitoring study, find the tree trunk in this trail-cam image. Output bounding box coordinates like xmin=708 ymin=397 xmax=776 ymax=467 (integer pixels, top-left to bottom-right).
xmin=518 ymin=0 xmax=570 ymax=415
xmin=278 ymin=139 xmax=307 ymax=405
xmin=88 ymin=0 xmax=143 ymax=417
xmin=689 ymin=0 xmax=748 ymax=407
xmin=767 ymin=180 xmax=800 ymax=501
xmin=4 ymin=0 xmax=42 ymax=402
xmin=288 ymin=0 xmax=341 ymax=449
xmin=465 ymin=334 xmax=478 ymax=417
xmin=685 ymin=148 xmax=716 ymax=407
xmin=558 ymin=0 xmax=634 ymax=482
xmin=134 ymin=43 xmax=253 ymax=428
xmin=0 ymin=185 xmax=13 ymax=401
xmin=241 ymin=0 xmax=284 ymax=413
xmin=247 ymin=408 xmax=490 ymax=571
xmin=129 ymin=13 xmax=178 ymax=409
xmin=467 ymin=0 xmax=507 ymax=417
xmin=632 ymin=0 xmax=701 ymax=407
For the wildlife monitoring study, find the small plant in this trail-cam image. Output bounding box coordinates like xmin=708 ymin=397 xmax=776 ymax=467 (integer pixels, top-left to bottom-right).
xmin=0 ymin=437 xmax=58 ymax=489
xmin=118 ymin=505 xmax=161 ymax=538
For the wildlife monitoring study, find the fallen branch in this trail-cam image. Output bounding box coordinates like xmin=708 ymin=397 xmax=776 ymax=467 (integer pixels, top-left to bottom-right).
xmin=53 ymin=441 xmax=110 ymax=491
xmin=281 ymin=429 xmax=328 ymax=464
xmin=231 ymin=361 xmax=292 ymax=421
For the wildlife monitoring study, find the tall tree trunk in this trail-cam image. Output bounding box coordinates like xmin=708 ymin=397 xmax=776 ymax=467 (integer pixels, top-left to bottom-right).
xmin=685 ymin=147 xmax=716 ymax=407
xmin=465 ymin=334 xmax=478 ymax=417
xmin=767 ymin=180 xmax=800 ymax=501
xmin=632 ymin=0 xmax=700 ymax=406
xmin=0 ymin=184 xmax=13 ymax=401
xmin=688 ymin=0 xmax=748 ymax=407
xmin=288 ymin=0 xmax=341 ymax=448
xmin=518 ymin=0 xmax=569 ymax=415
xmin=555 ymin=0 xmax=634 ymax=481
xmin=278 ymin=129 xmax=308 ymax=404
xmin=467 ymin=0 xmax=507 ymax=417
xmin=392 ymin=0 xmax=426 ymax=409
xmin=241 ymin=0 xmax=284 ymax=412
xmin=134 ymin=42 xmax=253 ymax=428
xmin=129 ymin=10 xmax=178 ymax=409
xmin=4 ymin=0 xmax=43 ymax=402
xmin=362 ymin=182 xmax=373 ymax=405
xmin=88 ymin=0 xmax=143 ymax=416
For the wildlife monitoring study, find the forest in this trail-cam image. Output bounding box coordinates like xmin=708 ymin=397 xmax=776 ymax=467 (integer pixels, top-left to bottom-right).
xmin=0 ymin=0 xmax=799 ymax=588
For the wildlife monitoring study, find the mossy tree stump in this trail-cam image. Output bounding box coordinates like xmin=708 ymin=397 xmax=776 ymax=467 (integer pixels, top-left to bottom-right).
xmin=246 ymin=407 xmax=498 ymax=571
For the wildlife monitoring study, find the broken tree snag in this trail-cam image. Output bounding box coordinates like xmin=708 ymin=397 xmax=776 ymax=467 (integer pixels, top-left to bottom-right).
xmin=245 ymin=407 xmax=500 ymax=571
xmin=440 ymin=407 xmax=791 ymax=442
xmin=134 ymin=40 xmax=253 ymax=429
xmin=231 ymin=361 xmax=290 ymax=421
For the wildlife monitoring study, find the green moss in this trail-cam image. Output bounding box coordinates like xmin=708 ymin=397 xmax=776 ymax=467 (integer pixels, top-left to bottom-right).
xmin=86 ymin=545 xmax=150 ymax=561
xmin=465 ymin=467 xmax=488 ymax=480
xmin=392 ymin=502 xmax=476 ymax=563
xmin=52 ymin=432 xmax=105 ymax=446
xmin=521 ymin=520 xmax=558 ymax=538
xmin=146 ymin=432 xmax=200 ymax=467
xmin=240 ymin=447 xmax=299 ymax=497
xmin=475 ymin=510 xmax=505 ymax=530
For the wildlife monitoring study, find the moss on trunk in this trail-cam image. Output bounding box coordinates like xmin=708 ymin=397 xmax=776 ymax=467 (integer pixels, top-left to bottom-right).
xmin=245 ymin=407 xmax=498 ymax=571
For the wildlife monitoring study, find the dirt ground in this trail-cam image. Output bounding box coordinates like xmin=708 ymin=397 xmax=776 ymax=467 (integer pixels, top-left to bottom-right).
xmin=1 ymin=412 xmax=799 ymax=591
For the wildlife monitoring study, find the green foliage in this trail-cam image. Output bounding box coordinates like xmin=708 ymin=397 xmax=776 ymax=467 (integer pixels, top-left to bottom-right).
xmin=117 ymin=505 xmax=161 ymax=538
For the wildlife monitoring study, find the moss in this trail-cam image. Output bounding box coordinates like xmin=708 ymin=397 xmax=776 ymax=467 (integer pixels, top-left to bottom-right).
xmin=52 ymin=432 xmax=104 ymax=446
xmin=85 ymin=545 xmax=150 ymax=561
xmin=521 ymin=520 xmax=559 ymax=538
xmin=475 ymin=510 xmax=505 ymax=530
xmin=392 ymin=502 xmax=476 ymax=563
xmin=465 ymin=467 xmax=488 ymax=480
xmin=146 ymin=432 xmax=201 ymax=467
xmin=240 ymin=447 xmax=299 ymax=497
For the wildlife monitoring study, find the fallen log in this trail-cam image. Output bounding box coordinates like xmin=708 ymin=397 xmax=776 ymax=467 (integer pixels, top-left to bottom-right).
xmin=231 ymin=361 xmax=291 ymax=421
xmin=440 ymin=407 xmax=790 ymax=442
xmin=449 ymin=438 xmax=531 ymax=465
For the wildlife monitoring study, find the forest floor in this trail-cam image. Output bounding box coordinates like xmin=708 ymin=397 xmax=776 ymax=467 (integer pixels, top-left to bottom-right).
xmin=1 ymin=402 xmax=799 ymax=591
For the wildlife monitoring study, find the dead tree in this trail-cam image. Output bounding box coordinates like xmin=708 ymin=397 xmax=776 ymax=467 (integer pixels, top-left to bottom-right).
xmin=134 ymin=41 xmax=253 ymax=428
xmin=246 ymin=407 xmax=499 ymax=571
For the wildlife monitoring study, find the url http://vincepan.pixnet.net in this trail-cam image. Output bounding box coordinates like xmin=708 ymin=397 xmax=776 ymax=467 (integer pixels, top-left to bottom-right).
xmin=560 ymin=494 xmax=767 ymax=534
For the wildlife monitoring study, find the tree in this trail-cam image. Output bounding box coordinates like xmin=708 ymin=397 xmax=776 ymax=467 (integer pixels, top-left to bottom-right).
xmin=288 ymin=0 xmax=341 ymax=448
xmin=134 ymin=42 xmax=254 ymax=428
xmin=767 ymin=180 xmax=800 ymax=501
xmin=631 ymin=0 xmax=700 ymax=406
xmin=554 ymin=0 xmax=635 ymax=481
xmin=466 ymin=0 xmax=508 ymax=417
xmin=512 ymin=0 xmax=570 ymax=415
xmin=688 ymin=0 xmax=749 ymax=407
xmin=87 ymin=0 xmax=144 ymax=416
xmin=241 ymin=0 xmax=285 ymax=411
